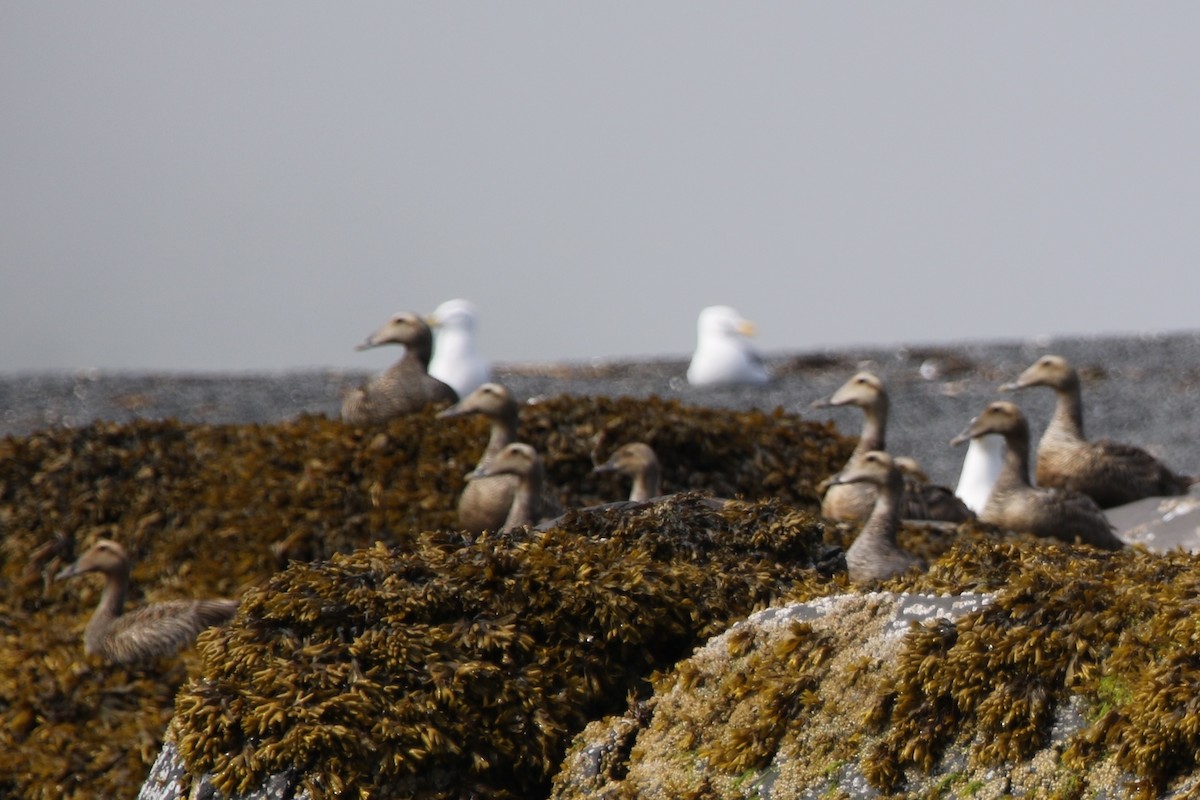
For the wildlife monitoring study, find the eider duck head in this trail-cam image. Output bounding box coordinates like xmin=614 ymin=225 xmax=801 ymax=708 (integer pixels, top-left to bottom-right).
xmin=593 ymin=442 xmax=661 ymax=480
xmin=468 ymin=442 xmax=542 ymax=481
xmin=951 ymin=400 xmax=1029 ymax=445
xmin=827 ymin=450 xmax=902 ymax=491
xmin=812 ymin=371 xmax=886 ymax=410
xmin=1000 ymin=354 xmax=1078 ymax=392
xmin=55 ymin=539 xmax=130 ymax=582
xmin=437 ymin=382 xmax=516 ymax=420
xmin=356 ymin=311 xmax=433 ymax=351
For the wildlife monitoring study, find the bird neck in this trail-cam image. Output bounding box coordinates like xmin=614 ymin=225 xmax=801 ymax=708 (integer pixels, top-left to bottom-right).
xmin=502 ymin=469 xmax=544 ymax=532
xmin=1048 ymin=383 xmax=1086 ymax=441
xmin=862 ymin=473 xmax=902 ymax=543
xmin=629 ymin=465 xmax=661 ymax=502
xmin=482 ymin=415 xmax=519 ymax=462
xmin=402 ymin=336 xmax=435 ymax=370
xmin=83 ymin=570 xmax=127 ymax=653
xmin=855 ymin=402 xmax=887 ymax=456
xmin=996 ymin=429 xmax=1033 ymax=490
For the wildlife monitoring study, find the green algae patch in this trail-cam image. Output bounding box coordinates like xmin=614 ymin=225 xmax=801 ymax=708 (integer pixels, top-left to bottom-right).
xmin=0 ymin=396 xmax=846 ymax=800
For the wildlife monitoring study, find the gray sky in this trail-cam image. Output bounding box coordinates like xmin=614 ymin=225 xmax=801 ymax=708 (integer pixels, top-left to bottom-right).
xmin=3 ymin=3 xmax=1199 ymax=373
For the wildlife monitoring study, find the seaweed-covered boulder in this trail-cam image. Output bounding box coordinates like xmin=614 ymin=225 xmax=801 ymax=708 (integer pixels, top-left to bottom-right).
xmin=552 ymin=591 xmax=995 ymax=799
xmin=153 ymin=495 xmax=836 ymax=799
xmin=552 ymin=540 xmax=1200 ymax=799
xmin=0 ymin=396 xmax=848 ymax=800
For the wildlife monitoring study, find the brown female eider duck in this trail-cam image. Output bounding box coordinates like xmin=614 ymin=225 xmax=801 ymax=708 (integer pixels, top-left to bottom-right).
xmin=55 ymin=539 xmax=238 ymax=666
xmin=812 ymin=372 xmax=972 ymax=523
xmin=826 ymin=450 xmax=925 ymax=583
xmin=593 ymin=442 xmax=662 ymax=502
xmin=466 ymin=442 xmax=546 ymax=533
xmin=341 ymin=310 xmax=458 ymax=425
xmin=951 ymin=401 xmax=1126 ymax=550
xmin=1000 ymin=354 xmax=1194 ymax=508
xmin=438 ymin=383 xmax=562 ymax=533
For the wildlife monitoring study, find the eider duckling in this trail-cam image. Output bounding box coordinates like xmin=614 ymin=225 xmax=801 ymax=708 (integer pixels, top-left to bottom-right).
xmin=951 ymin=401 xmax=1126 ymax=550
xmin=55 ymin=539 xmax=238 ymax=666
xmin=826 ymin=450 xmax=925 ymax=583
xmin=954 ymin=434 xmax=1005 ymax=515
xmin=1000 ymin=354 xmax=1193 ymax=508
xmin=427 ymin=298 xmax=491 ymax=399
xmin=812 ymin=372 xmax=972 ymax=523
xmin=466 ymin=442 xmax=545 ymax=533
xmin=686 ymin=305 xmax=771 ymax=386
xmin=593 ymin=442 xmax=662 ymax=502
xmin=341 ymin=310 xmax=458 ymax=425
xmin=438 ymin=383 xmax=562 ymax=533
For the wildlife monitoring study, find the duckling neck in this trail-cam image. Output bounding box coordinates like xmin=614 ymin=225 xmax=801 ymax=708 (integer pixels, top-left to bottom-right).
xmin=83 ymin=571 xmax=128 ymax=655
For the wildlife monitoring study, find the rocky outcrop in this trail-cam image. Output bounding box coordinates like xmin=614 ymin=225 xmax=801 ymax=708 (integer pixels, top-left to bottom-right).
xmin=552 ymin=543 xmax=1200 ymax=799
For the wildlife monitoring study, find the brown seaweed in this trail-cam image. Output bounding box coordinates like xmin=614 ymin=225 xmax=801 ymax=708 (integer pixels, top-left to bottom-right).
xmin=0 ymin=395 xmax=846 ymax=800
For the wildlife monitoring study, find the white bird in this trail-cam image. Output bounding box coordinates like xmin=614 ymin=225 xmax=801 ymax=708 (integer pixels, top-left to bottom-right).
xmin=427 ymin=299 xmax=491 ymax=399
xmin=954 ymin=434 xmax=1005 ymax=515
xmin=686 ymin=305 xmax=770 ymax=386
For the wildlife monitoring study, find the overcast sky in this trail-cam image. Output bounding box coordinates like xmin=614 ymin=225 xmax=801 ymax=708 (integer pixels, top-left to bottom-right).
xmin=3 ymin=4 xmax=1198 ymax=373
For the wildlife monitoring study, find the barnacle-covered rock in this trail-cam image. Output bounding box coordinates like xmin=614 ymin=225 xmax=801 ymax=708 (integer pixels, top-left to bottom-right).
xmin=0 ymin=397 xmax=847 ymax=800
xmin=552 ymin=539 xmax=1200 ymax=799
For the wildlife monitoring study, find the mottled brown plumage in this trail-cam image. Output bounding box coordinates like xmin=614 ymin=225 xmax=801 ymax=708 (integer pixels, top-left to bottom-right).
xmin=466 ymin=443 xmax=545 ymax=532
xmin=55 ymin=539 xmax=238 ymax=666
xmin=827 ymin=451 xmax=924 ymax=583
xmin=593 ymin=442 xmax=662 ymax=502
xmin=439 ymin=383 xmax=562 ymax=533
xmin=813 ymin=372 xmax=973 ymax=523
xmin=341 ymin=310 xmax=458 ymax=425
xmin=1001 ymin=354 xmax=1192 ymax=508
xmin=952 ymin=401 xmax=1126 ymax=550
